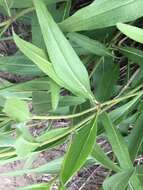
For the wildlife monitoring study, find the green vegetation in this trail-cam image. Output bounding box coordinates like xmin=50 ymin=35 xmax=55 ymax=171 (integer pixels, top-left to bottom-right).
xmin=0 ymin=0 xmax=143 ymax=189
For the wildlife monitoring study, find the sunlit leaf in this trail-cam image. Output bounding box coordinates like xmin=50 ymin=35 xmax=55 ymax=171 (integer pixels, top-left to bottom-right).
xmin=117 ymin=23 xmax=143 ymax=43
xmin=34 ymin=0 xmax=94 ymax=101
xmin=60 ymin=0 xmax=143 ymax=32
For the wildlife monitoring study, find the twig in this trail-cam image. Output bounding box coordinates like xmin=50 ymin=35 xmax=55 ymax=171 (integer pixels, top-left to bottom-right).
xmin=116 ymin=68 xmax=140 ymax=98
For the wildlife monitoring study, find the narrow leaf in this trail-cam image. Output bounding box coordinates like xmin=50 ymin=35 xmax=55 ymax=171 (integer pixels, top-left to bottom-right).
xmin=91 ymin=144 xmax=121 ymax=172
xmin=103 ymin=170 xmax=133 ymax=190
xmin=1 ymin=157 xmax=63 ymax=176
xmin=109 ymin=93 xmax=143 ymax=122
xmin=117 ymin=23 xmax=143 ymax=43
xmin=50 ymin=80 xmax=60 ymax=111
xmin=60 ymin=0 xmax=143 ymax=32
xmin=128 ymin=113 xmax=143 ymax=161
xmin=119 ymin=46 xmax=143 ymax=66
xmin=32 ymin=91 xmax=85 ymax=115
xmin=61 ymin=115 xmax=98 ymax=184
xmin=34 ymin=0 xmax=94 ymax=101
xmin=13 ymin=32 xmax=63 ymax=86
xmin=0 ymin=54 xmax=43 ymax=76
xmin=67 ymin=32 xmax=112 ymax=57
xmin=0 ymin=0 xmax=67 ymax=8
xmin=101 ymin=113 xmax=132 ymax=169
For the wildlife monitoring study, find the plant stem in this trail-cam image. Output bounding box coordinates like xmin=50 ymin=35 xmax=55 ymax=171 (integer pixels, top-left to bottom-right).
xmin=32 ymin=106 xmax=98 ymax=120
xmin=32 ymin=90 xmax=143 ymax=121
xmin=40 ymin=113 xmax=95 ymax=146
xmin=116 ymin=68 xmax=140 ymax=98
xmin=89 ymin=57 xmax=103 ymax=78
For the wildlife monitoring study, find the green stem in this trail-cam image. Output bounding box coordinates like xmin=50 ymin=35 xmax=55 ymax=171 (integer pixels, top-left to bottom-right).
xmin=40 ymin=113 xmax=95 ymax=146
xmin=12 ymin=7 xmax=34 ymax=22
xmin=32 ymin=106 xmax=98 ymax=120
xmin=101 ymin=91 xmax=142 ymax=107
xmin=32 ymin=90 xmax=142 ymax=121
xmin=116 ymin=68 xmax=140 ymax=98
xmin=89 ymin=57 xmax=103 ymax=78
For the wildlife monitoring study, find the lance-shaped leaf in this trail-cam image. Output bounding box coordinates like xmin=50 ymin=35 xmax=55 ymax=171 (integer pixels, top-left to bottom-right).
xmin=34 ymin=0 xmax=94 ymax=101
xmin=13 ymin=32 xmax=63 ymax=86
xmin=67 ymin=32 xmax=112 ymax=57
xmin=60 ymin=0 xmax=143 ymax=32
xmin=109 ymin=92 xmax=143 ymax=123
xmin=101 ymin=113 xmax=132 ymax=169
xmin=49 ymin=80 xmax=60 ymax=111
xmin=128 ymin=113 xmax=143 ymax=162
xmin=103 ymin=170 xmax=134 ymax=190
xmin=32 ymin=91 xmax=85 ymax=115
xmin=0 ymin=0 xmax=66 ymax=8
xmin=119 ymin=46 xmax=143 ymax=66
xmin=0 ymin=54 xmax=43 ymax=76
xmin=61 ymin=115 xmax=98 ymax=184
xmin=117 ymin=23 xmax=143 ymax=44
xmin=1 ymin=157 xmax=63 ymax=176
xmin=91 ymin=144 xmax=121 ymax=172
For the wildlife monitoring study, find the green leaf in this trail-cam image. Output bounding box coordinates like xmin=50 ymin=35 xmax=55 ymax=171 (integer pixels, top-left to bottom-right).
xmin=3 ymin=97 xmax=30 ymax=122
xmin=136 ymin=164 xmax=143 ymax=186
xmin=1 ymin=157 xmax=63 ymax=176
xmin=31 ymin=14 xmax=45 ymax=48
xmin=36 ymin=127 xmax=72 ymax=144
xmin=117 ymin=23 xmax=143 ymax=43
xmin=16 ymin=123 xmax=35 ymax=142
xmin=14 ymin=136 xmax=39 ymax=157
xmin=109 ymin=92 xmax=143 ymax=123
xmin=103 ymin=170 xmax=134 ymax=190
xmin=67 ymin=32 xmax=112 ymax=57
xmin=92 ymin=0 xmax=108 ymax=5
xmin=13 ymin=32 xmax=63 ymax=87
xmin=61 ymin=115 xmax=98 ymax=184
xmin=0 ymin=0 xmax=67 ymax=8
xmin=0 ymin=54 xmax=43 ymax=76
xmin=34 ymin=0 xmax=94 ymax=101
xmin=119 ymin=47 xmax=143 ymax=66
xmin=0 ymin=134 xmax=15 ymax=147
xmin=101 ymin=113 xmax=132 ymax=169
xmin=50 ymin=80 xmax=60 ymax=111
xmin=94 ymin=60 xmax=119 ymax=102
xmin=60 ymin=0 xmax=143 ymax=32
xmin=91 ymin=144 xmax=121 ymax=172
xmin=32 ymin=91 xmax=85 ymax=115
xmin=129 ymin=172 xmax=143 ymax=190
xmin=12 ymin=78 xmax=50 ymax=92
xmin=17 ymin=183 xmax=52 ymax=190
xmin=128 ymin=113 xmax=143 ymax=162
